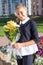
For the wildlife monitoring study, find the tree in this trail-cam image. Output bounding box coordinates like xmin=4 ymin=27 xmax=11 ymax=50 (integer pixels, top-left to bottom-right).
xmin=9 ymin=14 xmax=17 ymax=21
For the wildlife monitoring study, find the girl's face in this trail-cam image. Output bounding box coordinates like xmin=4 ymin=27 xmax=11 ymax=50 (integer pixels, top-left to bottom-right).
xmin=15 ymin=7 xmax=27 ymax=21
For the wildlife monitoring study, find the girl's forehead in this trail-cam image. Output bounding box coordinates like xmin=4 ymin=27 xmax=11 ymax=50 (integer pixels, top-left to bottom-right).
xmin=16 ymin=7 xmax=25 ymax=12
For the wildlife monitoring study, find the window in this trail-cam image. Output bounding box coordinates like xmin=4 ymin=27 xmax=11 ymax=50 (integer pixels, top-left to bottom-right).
xmin=42 ymin=9 xmax=43 ymax=14
xmin=12 ymin=0 xmax=19 ymax=3
xmin=33 ymin=12 xmax=35 ymax=15
xmin=42 ymin=0 xmax=43 ymax=8
xmin=3 ymin=11 xmax=5 ymax=14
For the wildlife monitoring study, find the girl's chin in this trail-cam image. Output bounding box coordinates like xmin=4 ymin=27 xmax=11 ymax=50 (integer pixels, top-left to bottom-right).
xmin=20 ymin=18 xmax=26 ymax=21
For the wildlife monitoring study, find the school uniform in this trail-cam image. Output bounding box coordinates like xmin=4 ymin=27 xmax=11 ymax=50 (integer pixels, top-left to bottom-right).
xmin=16 ymin=17 xmax=39 ymax=65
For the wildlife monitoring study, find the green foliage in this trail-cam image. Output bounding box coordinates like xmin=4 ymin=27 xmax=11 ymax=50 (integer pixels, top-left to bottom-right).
xmin=0 ymin=26 xmax=4 ymax=36
xmin=29 ymin=16 xmax=43 ymax=23
xmin=0 ymin=16 xmax=43 ymax=37
xmin=0 ymin=18 xmax=10 ymax=26
xmin=37 ymin=25 xmax=43 ymax=33
xmin=0 ymin=14 xmax=17 ymax=26
xmin=9 ymin=14 xmax=17 ymax=21
xmin=11 ymin=51 xmax=15 ymax=59
xmin=34 ymin=55 xmax=43 ymax=65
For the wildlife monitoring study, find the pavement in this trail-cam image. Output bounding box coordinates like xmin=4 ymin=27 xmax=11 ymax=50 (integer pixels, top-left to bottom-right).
xmin=0 ymin=36 xmax=9 ymax=46
xmin=0 ymin=33 xmax=43 ymax=46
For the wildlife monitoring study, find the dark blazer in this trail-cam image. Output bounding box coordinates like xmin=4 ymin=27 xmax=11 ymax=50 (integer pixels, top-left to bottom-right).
xmin=18 ymin=19 xmax=39 ymax=44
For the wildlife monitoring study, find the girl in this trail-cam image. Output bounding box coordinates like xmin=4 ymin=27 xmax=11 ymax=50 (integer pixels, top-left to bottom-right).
xmin=12 ymin=3 xmax=39 ymax=65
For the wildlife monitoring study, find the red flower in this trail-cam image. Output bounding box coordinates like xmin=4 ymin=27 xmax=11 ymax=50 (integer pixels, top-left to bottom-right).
xmin=39 ymin=36 xmax=43 ymax=44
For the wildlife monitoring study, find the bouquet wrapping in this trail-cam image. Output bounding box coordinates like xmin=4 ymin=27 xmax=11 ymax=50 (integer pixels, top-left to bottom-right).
xmin=3 ymin=20 xmax=20 ymax=63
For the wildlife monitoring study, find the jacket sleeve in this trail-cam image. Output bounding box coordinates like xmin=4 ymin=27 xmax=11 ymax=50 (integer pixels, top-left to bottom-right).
xmin=30 ymin=20 xmax=39 ymax=44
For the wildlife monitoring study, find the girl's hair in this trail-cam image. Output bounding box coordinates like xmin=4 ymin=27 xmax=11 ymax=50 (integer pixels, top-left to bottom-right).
xmin=15 ymin=3 xmax=26 ymax=10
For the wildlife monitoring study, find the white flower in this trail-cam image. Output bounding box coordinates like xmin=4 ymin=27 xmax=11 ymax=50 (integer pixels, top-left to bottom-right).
xmin=13 ymin=22 xmax=20 ymax=27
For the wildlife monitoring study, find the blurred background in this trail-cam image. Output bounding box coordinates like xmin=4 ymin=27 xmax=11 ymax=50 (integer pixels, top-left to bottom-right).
xmin=0 ymin=1 xmax=43 ymax=65
xmin=0 ymin=0 xmax=43 ymax=16
xmin=0 ymin=0 xmax=43 ymax=46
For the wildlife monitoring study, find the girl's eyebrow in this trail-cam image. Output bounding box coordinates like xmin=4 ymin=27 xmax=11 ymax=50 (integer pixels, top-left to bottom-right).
xmin=16 ymin=11 xmax=23 ymax=15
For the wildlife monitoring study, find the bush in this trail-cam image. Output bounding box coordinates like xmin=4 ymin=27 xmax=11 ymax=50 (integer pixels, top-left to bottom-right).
xmin=9 ymin=14 xmax=17 ymax=21
xmin=0 ymin=14 xmax=17 ymax=26
xmin=29 ymin=16 xmax=43 ymax=23
xmin=0 ymin=15 xmax=43 ymax=26
xmin=0 ymin=18 xmax=10 ymax=26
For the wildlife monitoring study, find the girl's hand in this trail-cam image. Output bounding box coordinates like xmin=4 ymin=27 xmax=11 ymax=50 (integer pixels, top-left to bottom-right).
xmin=12 ymin=43 xmax=23 ymax=49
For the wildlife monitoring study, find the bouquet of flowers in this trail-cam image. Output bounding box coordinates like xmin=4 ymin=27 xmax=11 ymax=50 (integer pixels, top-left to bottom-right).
xmin=4 ymin=20 xmax=20 ymax=44
xmin=3 ymin=20 xmax=20 ymax=64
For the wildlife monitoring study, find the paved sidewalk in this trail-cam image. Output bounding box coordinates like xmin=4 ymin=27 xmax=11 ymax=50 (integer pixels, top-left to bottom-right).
xmin=0 ymin=36 xmax=9 ymax=46
xmin=0 ymin=33 xmax=43 ymax=46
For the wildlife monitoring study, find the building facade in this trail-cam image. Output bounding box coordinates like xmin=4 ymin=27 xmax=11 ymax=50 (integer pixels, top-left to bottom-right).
xmin=31 ymin=0 xmax=43 ymax=15
xmin=0 ymin=0 xmax=20 ymax=16
xmin=0 ymin=0 xmax=43 ymax=16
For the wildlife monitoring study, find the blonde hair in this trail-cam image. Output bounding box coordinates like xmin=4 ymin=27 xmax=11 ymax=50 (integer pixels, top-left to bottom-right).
xmin=15 ymin=3 xmax=26 ymax=10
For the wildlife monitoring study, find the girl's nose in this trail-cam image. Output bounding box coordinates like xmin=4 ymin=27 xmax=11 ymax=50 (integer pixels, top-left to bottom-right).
xmin=19 ymin=13 xmax=22 ymax=17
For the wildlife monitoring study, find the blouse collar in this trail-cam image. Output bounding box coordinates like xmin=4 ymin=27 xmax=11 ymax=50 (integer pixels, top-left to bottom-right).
xmin=20 ymin=17 xmax=30 ymax=25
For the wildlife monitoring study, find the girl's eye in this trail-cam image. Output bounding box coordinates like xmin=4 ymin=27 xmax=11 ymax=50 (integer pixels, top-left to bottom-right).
xmin=20 ymin=12 xmax=24 ymax=16
xmin=17 ymin=12 xmax=23 ymax=15
xmin=20 ymin=12 xmax=23 ymax=15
